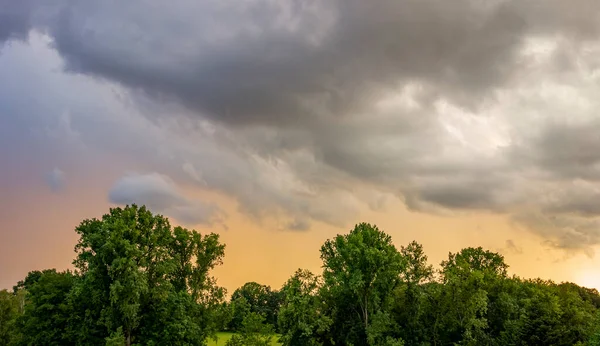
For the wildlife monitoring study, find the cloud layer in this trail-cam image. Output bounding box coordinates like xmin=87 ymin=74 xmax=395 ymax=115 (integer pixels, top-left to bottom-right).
xmin=3 ymin=0 xmax=600 ymax=251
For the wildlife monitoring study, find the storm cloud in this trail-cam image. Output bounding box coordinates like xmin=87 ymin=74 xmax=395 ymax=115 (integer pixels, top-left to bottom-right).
xmin=3 ymin=0 xmax=600 ymax=251
xmin=4 ymin=0 xmax=599 ymax=126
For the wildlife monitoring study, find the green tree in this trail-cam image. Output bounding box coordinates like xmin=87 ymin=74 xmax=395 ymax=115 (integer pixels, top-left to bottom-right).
xmin=212 ymin=301 xmax=234 ymax=332
xmin=278 ymin=269 xmax=332 ymax=346
xmin=0 ymin=289 xmax=23 ymax=346
xmin=366 ymin=312 xmax=405 ymax=346
xmin=400 ymin=241 xmax=434 ymax=285
xmin=320 ymin=222 xmax=406 ymax=345
xmin=483 ymin=276 xmax=525 ymax=345
xmin=105 ymin=327 xmax=126 ymax=346
xmin=229 ymin=282 xmax=282 ymax=331
xmin=229 ymin=296 xmax=252 ymax=331
xmin=139 ymin=291 xmax=207 ymax=345
xmin=226 ymin=312 xmax=274 ymax=346
xmin=435 ymin=247 xmax=509 ymax=345
xmin=556 ymin=282 xmax=599 ymax=343
xmin=11 ymin=269 xmax=76 ymax=346
xmin=509 ymin=279 xmax=599 ymax=346
xmin=391 ymin=241 xmax=434 ymax=345
xmin=442 ymin=247 xmax=508 ymax=279
xmin=70 ymin=204 xmax=225 ymax=345
xmin=588 ymin=310 xmax=600 ymax=346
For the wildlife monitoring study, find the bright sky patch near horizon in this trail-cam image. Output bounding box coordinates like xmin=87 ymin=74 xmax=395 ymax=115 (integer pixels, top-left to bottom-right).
xmin=2 ymin=0 xmax=600 ymax=292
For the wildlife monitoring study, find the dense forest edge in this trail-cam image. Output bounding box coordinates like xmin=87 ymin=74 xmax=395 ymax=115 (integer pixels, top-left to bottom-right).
xmin=2 ymin=204 xmax=600 ymax=345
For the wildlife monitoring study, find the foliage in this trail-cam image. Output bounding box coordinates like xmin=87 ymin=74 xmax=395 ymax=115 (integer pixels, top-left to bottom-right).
xmin=320 ymin=222 xmax=406 ymax=345
xmin=5 ymin=207 xmax=600 ymax=346
xmin=278 ymin=269 xmax=332 ymax=346
xmin=225 ymin=312 xmax=274 ymax=346
xmin=207 ymin=332 xmax=281 ymax=346
xmin=391 ymin=241 xmax=434 ymax=344
xmin=105 ymin=327 xmax=126 ymax=346
xmin=365 ymin=311 xmax=404 ymax=346
xmin=229 ymin=282 xmax=282 ymax=331
xmin=277 ymin=225 xmax=600 ymax=346
xmin=436 ymin=247 xmax=508 ymax=345
xmin=10 ymin=269 xmax=76 ymax=346
xmin=7 ymin=205 xmax=226 ymax=346
xmin=0 ymin=289 xmax=23 ymax=346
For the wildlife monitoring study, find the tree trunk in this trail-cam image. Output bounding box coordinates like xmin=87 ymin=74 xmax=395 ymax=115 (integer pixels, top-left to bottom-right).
xmin=362 ymin=297 xmax=369 ymax=330
xmin=365 ymin=308 xmax=368 ymax=329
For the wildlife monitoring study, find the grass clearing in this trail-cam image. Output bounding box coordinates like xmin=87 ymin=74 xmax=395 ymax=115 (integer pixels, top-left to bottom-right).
xmin=207 ymin=332 xmax=282 ymax=346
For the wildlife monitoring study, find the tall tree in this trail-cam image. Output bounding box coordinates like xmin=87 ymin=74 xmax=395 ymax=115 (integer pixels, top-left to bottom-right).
xmin=278 ymin=269 xmax=332 ymax=346
xmin=320 ymin=222 xmax=406 ymax=345
xmin=436 ymin=247 xmax=508 ymax=345
xmin=392 ymin=241 xmax=434 ymax=345
xmin=70 ymin=204 xmax=225 ymax=345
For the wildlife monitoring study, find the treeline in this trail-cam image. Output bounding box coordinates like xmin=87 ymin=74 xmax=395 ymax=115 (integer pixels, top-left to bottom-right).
xmin=1 ymin=205 xmax=600 ymax=346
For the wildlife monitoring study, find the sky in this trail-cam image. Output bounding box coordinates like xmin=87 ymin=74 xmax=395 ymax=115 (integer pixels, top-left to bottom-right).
xmin=3 ymin=0 xmax=600 ymax=292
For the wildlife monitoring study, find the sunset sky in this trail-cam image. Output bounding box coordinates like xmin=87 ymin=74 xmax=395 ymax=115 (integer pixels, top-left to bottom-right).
xmin=3 ymin=0 xmax=600 ymax=293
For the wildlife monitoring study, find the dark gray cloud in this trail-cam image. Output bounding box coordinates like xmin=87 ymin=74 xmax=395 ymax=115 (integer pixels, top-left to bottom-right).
xmin=44 ymin=168 xmax=65 ymax=192
xmin=540 ymin=182 xmax=600 ymax=217
xmin=503 ymin=115 xmax=600 ymax=250
xmin=405 ymin=174 xmax=510 ymax=212
xmin=517 ymin=119 xmax=600 ymax=181
xmin=108 ymin=172 xmax=224 ymax=226
xmin=0 ymin=0 xmax=33 ymax=43
xmin=3 ymin=0 xmax=598 ymax=127
xmin=3 ymin=1 xmax=600 ymax=250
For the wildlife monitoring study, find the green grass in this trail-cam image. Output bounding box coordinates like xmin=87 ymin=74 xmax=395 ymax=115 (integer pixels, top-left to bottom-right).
xmin=207 ymin=332 xmax=281 ymax=346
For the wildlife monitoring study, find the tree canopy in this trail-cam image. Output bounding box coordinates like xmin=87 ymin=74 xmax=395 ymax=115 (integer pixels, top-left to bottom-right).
xmin=5 ymin=205 xmax=226 ymax=346
xmin=3 ymin=206 xmax=600 ymax=346
xmin=228 ymin=281 xmax=282 ymax=332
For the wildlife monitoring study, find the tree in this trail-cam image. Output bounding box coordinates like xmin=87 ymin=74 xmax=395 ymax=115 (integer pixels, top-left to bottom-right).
xmin=278 ymin=269 xmax=332 ymax=346
xmin=320 ymin=222 xmax=406 ymax=345
xmin=436 ymin=247 xmax=508 ymax=345
xmin=555 ymin=282 xmax=599 ymax=344
xmin=11 ymin=269 xmax=76 ymax=345
xmin=70 ymin=204 xmax=226 ymax=345
xmin=229 ymin=282 xmax=282 ymax=331
xmin=391 ymin=241 xmax=434 ymax=345
xmin=0 ymin=289 xmax=23 ymax=346
xmin=399 ymin=241 xmax=434 ymax=285
xmin=226 ymin=312 xmax=274 ymax=346
xmin=212 ymin=301 xmax=234 ymax=332
xmin=366 ymin=312 xmax=405 ymax=346
xmin=138 ymin=291 xmax=208 ymax=346
xmin=229 ymin=295 xmax=252 ymax=329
